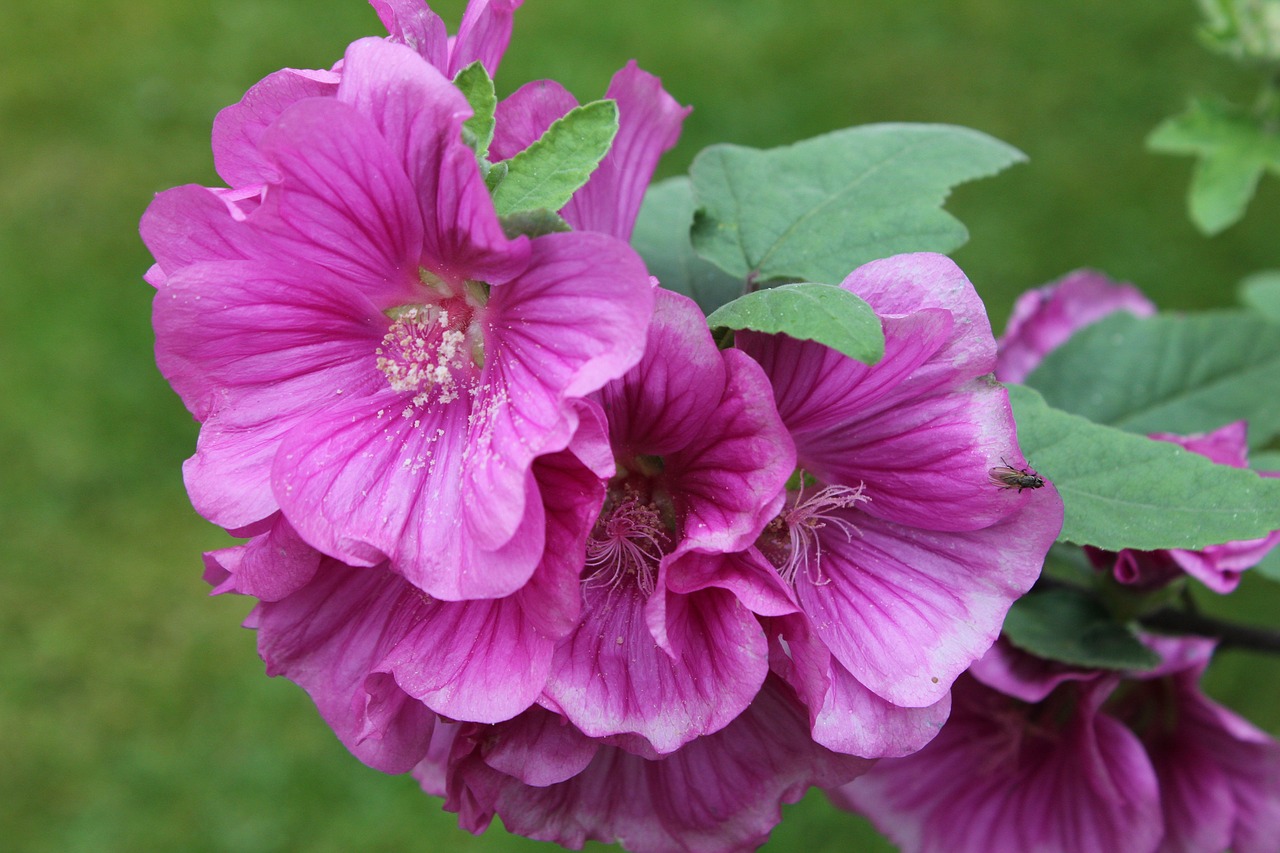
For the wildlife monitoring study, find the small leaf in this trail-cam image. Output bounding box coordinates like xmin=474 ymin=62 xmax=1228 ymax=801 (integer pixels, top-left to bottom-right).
xmin=490 ymin=99 xmax=619 ymax=217
xmin=499 ymin=208 xmax=572 ymax=239
xmin=454 ymin=61 xmax=497 ymax=160
xmin=1008 ymin=384 xmax=1280 ymax=551
xmin=1003 ymin=587 xmax=1160 ymax=670
xmin=1025 ymin=311 xmax=1280 ymax=448
xmin=706 ymin=283 xmax=884 ymax=365
xmin=688 ymin=123 xmax=1025 ymax=285
xmin=1240 ymin=270 xmax=1280 ymax=321
xmin=631 ymin=177 xmax=745 ymax=314
xmin=1148 ymin=97 xmax=1280 ymax=235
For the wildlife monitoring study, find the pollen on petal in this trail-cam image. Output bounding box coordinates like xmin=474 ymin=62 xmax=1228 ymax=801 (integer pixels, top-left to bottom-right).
xmin=375 ymin=304 xmax=479 ymax=407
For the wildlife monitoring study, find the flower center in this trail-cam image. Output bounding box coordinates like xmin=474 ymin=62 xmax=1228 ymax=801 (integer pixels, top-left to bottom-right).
xmin=584 ymin=484 xmax=673 ymax=597
xmin=375 ymin=299 xmax=482 ymax=408
xmin=759 ymin=479 xmax=870 ymax=585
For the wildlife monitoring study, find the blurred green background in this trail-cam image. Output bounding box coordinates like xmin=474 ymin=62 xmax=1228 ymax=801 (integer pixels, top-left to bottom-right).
xmin=4 ymin=0 xmax=1279 ymax=850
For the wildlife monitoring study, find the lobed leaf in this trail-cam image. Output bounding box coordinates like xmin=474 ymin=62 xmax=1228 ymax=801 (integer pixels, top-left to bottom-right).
xmin=1025 ymin=311 xmax=1280 ymax=448
xmin=1008 ymin=384 xmax=1280 ymax=551
xmin=688 ymin=123 xmax=1025 ymax=285
xmin=707 ymin=283 xmax=884 ymax=364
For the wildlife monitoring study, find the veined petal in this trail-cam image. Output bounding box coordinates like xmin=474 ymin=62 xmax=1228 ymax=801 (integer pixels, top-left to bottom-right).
xmin=211 ymin=66 xmax=341 ymax=188
xmin=561 ymin=61 xmax=690 ymax=241
xmin=272 ymin=393 xmax=545 ymax=600
xmin=770 ymin=613 xmax=951 ymax=758
xmin=252 ymin=559 xmax=439 ymax=773
xmin=797 ymin=485 xmax=1060 ymax=707
xmin=255 ymin=96 xmax=424 ymax=298
xmin=448 ymin=0 xmax=523 ymax=77
xmin=140 ymin=185 xmax=267 ymax=286
xmin=203 ymin=512 xmax=322 ymax=601
xmin=370 ymin=0 xmax=449 ymax=69
xmin=541 ymin=580 xmax=767 ymax=755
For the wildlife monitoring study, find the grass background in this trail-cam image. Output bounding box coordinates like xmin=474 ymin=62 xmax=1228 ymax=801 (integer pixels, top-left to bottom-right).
xmin=3 ymin=0 xmax=1279 ymax=850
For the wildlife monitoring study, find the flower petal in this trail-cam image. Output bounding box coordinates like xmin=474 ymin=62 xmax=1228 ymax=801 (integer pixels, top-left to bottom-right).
xmin=369 ymin=0 xmax=449 ymax=69
xmin=560 ymin=61 xmax=690 ymax=241
xmin=448 ymin=0 xmax=523 ymax=77
xmin=490 ymin=79 xmax=578 ymax=161
xmin=797 ymin=486 xmax=1060 ymax=707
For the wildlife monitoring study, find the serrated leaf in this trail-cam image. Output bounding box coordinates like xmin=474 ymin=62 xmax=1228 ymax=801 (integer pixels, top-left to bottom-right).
xmin=454 ymin=61 xmax=497 ymax=161
xmin=490 ymin=99 xmax=618 ymax=217
xmin=1025 ymin=311 xmax=1280 ymax=448
xmin=499 ymin=208 xmax=571 ymax=239
xmin=631 ymin=177 xmax=745 ymax=314
xmin=688 ymin=123 xmax=1025 ymax=285
xmin=1003 ymin=587 xmax=1160 ymax=670
xmin=1240 ymin=270 xmax=1280 ymax=321
xmin=706 ymin=283 xmax=884 ymax=364
xmin=1148 ymin=97 xmax=1280 ymax=234
xmin=1008 ymin=384 xmax=1280 ymax=551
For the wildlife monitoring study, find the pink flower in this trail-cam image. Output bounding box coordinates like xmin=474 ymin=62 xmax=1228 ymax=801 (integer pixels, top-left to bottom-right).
xmin=736 ymin=253 xmax=1065 ymax=758
xmin=145 ymin=38 xmax=653 ymax=600
xmin=829 ymin=637 xmax=1280 ymax=853
xmin=431 ymin=677 xmax=870 ymax=853
xmin=537 ymin=288 xmax=797 ymax=755
xmin=995 ymin=268 xmax=1155 ymax=384
xmin=1086 ymin=421 xmax=1280 ymax=593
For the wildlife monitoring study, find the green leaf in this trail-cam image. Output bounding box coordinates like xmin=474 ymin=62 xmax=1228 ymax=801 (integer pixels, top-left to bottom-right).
xmin=1240 ymin=270 xmax=1280 ymax=321
xmin=1148 ymin=97 xmax=1280 ymax=235
xmin=1008 ymin=384 xmax=1280 ymax=551
xmin=1251 ymin=450 xmax=1280 ymax=472
xmin=688 ymin=123 xmax=1025 ymax=285
xmin=1003 ymin=587 xmax=1160 ymax=670
xmin=453 ymin=61 xmax=497 ymax=161
xmin=1256 ymin=548 xmax=1280 ymax=582
xmin=631 ymin=177 xmax=745 ymax=314
xmin=499 ymin=208 xmax=572 ymax=240
xmin=490 ymin=99 xmax=619 ymax=217
xmin=706 ymin=283 xmax=884 ymax=364
xmin=1025 ymin=311 xmax=1280 ymax=448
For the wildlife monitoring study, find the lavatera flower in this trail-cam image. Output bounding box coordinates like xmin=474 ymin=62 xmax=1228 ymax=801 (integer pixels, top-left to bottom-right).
xmin=142 ymin=37 xmax=653 ymax=602
xmin=734 ymin=252 xmax=1065 ymax=758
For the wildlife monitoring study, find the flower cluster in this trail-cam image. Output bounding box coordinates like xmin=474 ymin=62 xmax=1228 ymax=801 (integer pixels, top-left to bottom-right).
xmin=142 ymin=1 xmax=1063 ymax=849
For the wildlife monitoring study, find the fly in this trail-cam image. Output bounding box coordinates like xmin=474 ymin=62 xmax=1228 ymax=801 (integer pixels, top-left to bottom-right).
xmin=989 ymin=458 xmax=1044 ymax=493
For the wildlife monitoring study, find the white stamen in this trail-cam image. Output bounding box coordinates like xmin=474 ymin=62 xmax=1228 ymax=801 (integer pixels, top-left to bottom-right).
xmin=775 ymin=482 xmax=870 ymax=585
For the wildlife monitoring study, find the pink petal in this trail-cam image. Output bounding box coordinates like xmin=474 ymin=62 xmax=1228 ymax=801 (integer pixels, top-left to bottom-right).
xmin=796 ymin=483 xmax=1060 ymax=707
xmin=996 ymin=268 xmax=1156 ymax=384
xmin=255 ymin=96 xmax=424 ymax=297
xmin=448 ymin=0 xmax=523 ymax=77
xmin=369 ymin=0 xmax=449 ymax=69
xmin=252 ymin=560 xmax=439 ymax=773
xmin=490 ymin=79 xmax=578 ymax=161
xmin=561 ymin=61 xmax=691 ymax=241
xmin=203 ymin=512 xmax=322 ymax=601
xmin=211 ymin=67 xmax=340 ymax=188
xmin=541 ymin=579 xmax=768 ymax=755
xmin=140 ymin=185 xmax=266 ymax=286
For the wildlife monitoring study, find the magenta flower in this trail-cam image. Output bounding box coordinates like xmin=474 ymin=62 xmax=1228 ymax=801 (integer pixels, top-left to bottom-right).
xmin=537 ymin=288 xmax=797 ymax=755
xmin=1087 ymin=421 xmax=1280 ymax=593
xmin=995 ymin=268 xmax=1155 ymax=384
xmin=735 ymin=253 xmax=1065 ymax=758
xmin=430 ymin=677 xmax=870 ymax=853
xmin=829 ymin=636 xmax=1280 ymax=853
xmin=144 ymin=37 xmax=653 ymax=600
